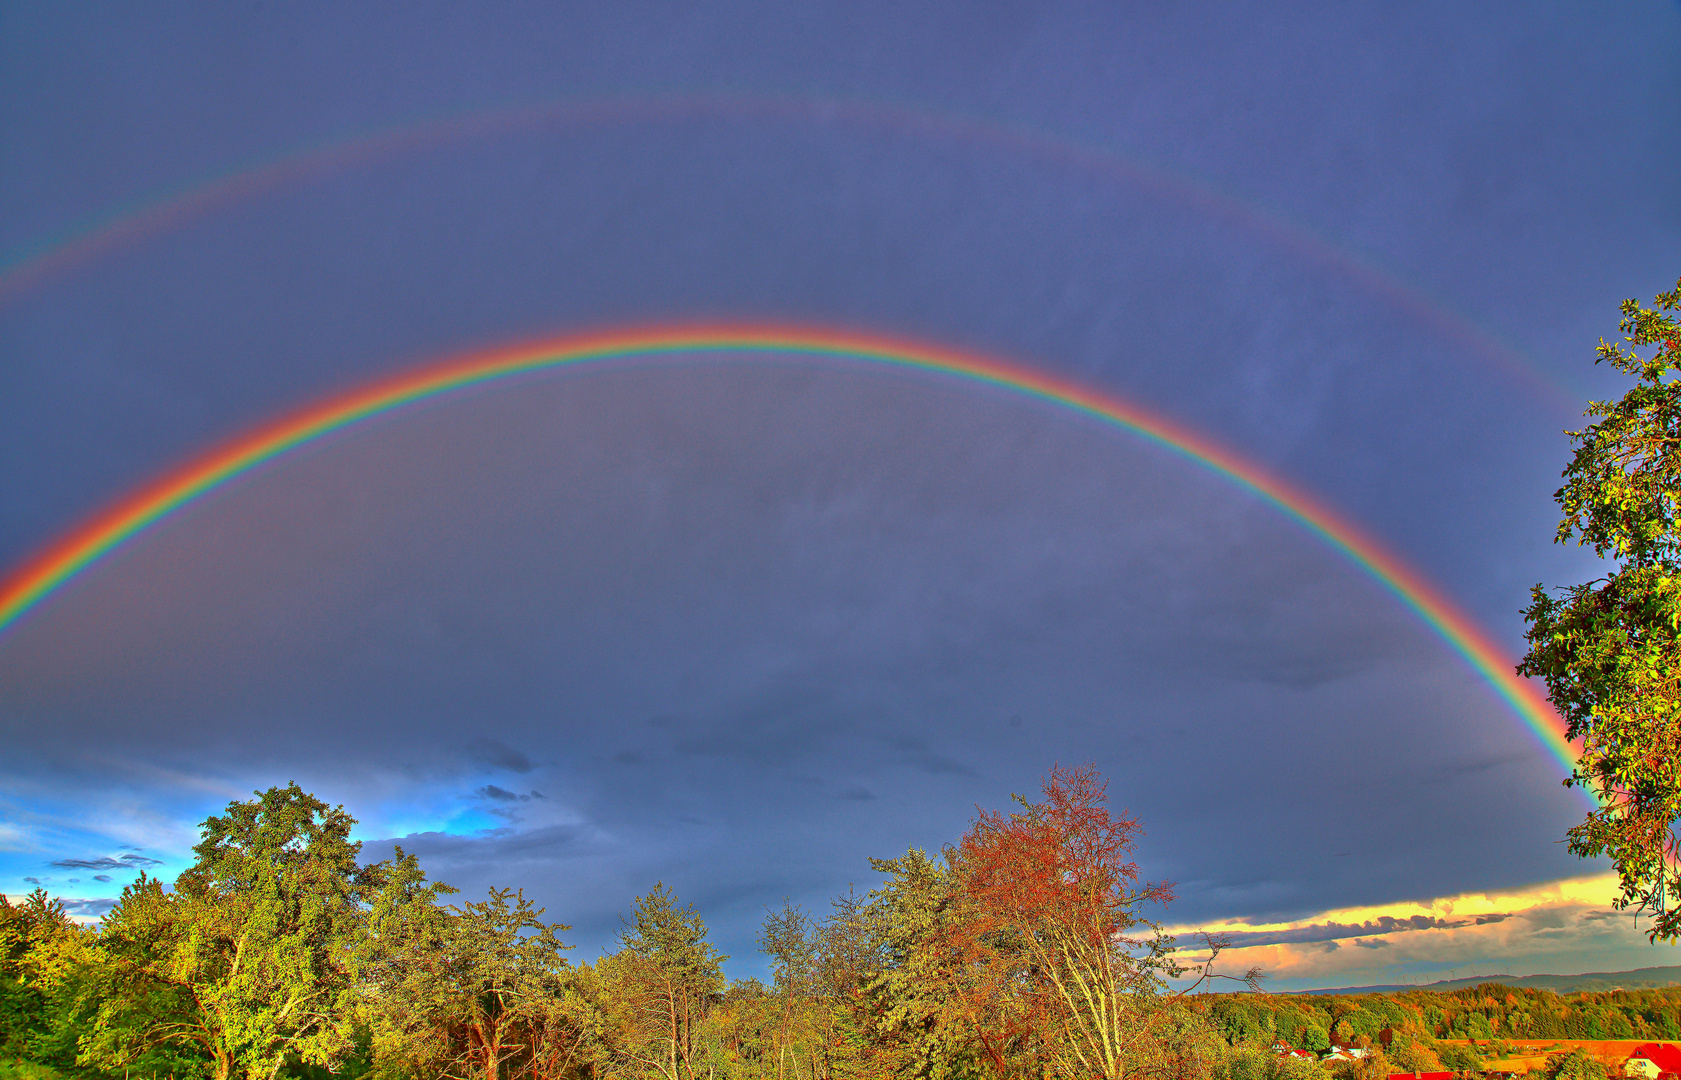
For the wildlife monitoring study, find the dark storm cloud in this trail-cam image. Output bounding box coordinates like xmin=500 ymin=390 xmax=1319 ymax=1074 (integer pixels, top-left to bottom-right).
xmin=467 ymin=739 xmax=535 ymax=774
xmin=890 ymin=736 xmax=977 ymax=779
xmin=384 ymin=826 xmax=592 ymax=862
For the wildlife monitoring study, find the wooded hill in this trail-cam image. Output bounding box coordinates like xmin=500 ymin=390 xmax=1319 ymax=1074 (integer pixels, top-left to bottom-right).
xmin=1203 ymin=983 xmax=1681 ymax=1051
xmin=1307 ymin=969 xmax=1681 ymax=996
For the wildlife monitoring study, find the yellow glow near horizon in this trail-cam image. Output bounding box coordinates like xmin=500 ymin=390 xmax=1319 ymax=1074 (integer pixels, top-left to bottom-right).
xmin=1164 ymin=872 xmax=1620 ymax=941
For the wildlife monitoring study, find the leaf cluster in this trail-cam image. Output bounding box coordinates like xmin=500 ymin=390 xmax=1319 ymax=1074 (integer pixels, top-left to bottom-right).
xmin=1520 ymin=277 xmax=1681 ymax=939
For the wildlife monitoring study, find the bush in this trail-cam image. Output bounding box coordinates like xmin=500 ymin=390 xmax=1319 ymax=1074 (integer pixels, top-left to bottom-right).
xmin=0 ymin=1062 xmax=72 ymax=1080
xmin=1545 ymin=1049 xmax=1608 ymax=1080
xmin=1222 ymin=1047 xmax=1272 ymax=1080
xmin=1439 ymin=1043 xmax=1485 ymax=1072
xmin=1389 ymin=1039 xmax=1445 ymax=1075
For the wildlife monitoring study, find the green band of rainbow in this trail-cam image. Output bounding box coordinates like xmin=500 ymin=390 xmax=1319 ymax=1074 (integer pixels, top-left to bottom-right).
xmin=0 ymin=323 xmax=1581 ymax=796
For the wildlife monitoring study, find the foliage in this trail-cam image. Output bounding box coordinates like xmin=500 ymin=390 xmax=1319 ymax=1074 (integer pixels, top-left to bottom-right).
xmin=950 ymin=763 xmax=1239 ymax=1079
xmin=360 ymin=863 xmax=577 ymax=1080
xmin=0 ymin=1061 xmax=75 ymax=1080
xmin=0 ymin=890 xmax=84 ymax=1066
xmin=1326 ymin=1049 xmax=1391 ymax=1080
xmin=61 ymin=784 xmax=397 ymax=1080
xmin=1545 ymin=1048 xmax=1610 ymax=1080
xmin=60 ymin=770 xmax=1681 ymax=1080
xmin=1520 ymin=277 xmax=1681 ymax=939
xmin=854 ymin=847 xmax=983 ymax=1080
xmin=1437 ymin=1041 xmax=1484 ymax=1072
xmin=598 ymin=883 xmax=728 ymax=1080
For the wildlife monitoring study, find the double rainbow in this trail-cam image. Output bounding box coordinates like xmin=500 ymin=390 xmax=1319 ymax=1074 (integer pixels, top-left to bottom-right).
xmin=0 ymin=324 xmax=1578 ymax=790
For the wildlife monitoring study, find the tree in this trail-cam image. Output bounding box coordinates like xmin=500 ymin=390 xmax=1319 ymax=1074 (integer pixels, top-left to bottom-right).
xmin=74 ymin=873 xmax=226 ymax=1078
xmin=0 ymin=889 xmax=90 ymax=1069
xmin=603 ymin=883 xmax=727 ymax=1080
xmin=1386 ymin=1037 xmax=1443 ymax=1075
xmin=83 ymin=784 xmax=385 ymax=1080
xmin=950 ymin=763 xmax=1256 ymax=1080
xmin=1438 ymin=1042 xmax=1484 ymax=1073
xmin=807 ymin=886 xmax=882 ymax=1079
xmin=439 ymin=888 xmax=577 ymax=1080
xmin=759 ymin=901 xmax=825 ymax=1080
xmin=358 ymin=852 xmax=579 ymax=1080
xmin=1520 ymin=278 xmax=1681 ymax=939
xmin=856 ymin=848 xmax=994 ymax=1080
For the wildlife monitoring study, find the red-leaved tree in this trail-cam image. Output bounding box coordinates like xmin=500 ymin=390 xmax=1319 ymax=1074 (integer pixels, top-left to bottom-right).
xmin=952 ymin=763 xmax=1254 ymax=1079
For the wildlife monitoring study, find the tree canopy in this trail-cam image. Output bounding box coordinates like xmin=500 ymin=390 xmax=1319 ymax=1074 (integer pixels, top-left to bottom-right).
xmin=3 ymin=767 xmax=1277 ymax=1080
xmin=1520 ymin=277 xmax=1681 ymax=939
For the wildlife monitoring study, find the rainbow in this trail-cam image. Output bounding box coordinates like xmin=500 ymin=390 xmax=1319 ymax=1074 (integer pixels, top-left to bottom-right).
xmin=0 ymin=323 xmax=1583 ymax=795
xmin=0 ymin=94 xmax=1578 ymax=413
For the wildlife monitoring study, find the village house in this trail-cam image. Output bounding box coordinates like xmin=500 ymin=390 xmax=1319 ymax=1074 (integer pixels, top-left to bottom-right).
xmin=1624 ymin=1043 xmax=1681 ymax=1079
xmin=1270 ymin=1041 xmax=1317 ymax=1061
xmin=1323 ymin=1046 xmax=1371 ymax=1063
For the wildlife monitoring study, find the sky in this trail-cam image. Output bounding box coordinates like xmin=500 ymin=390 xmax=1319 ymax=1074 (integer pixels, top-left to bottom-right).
xmin=1 ymin=2 xmax=1679 ymax=993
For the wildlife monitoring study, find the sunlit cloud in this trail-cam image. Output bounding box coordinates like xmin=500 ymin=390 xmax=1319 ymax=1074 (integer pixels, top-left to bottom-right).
xmin=1166 ymin=874 xmax=1681 ymax=991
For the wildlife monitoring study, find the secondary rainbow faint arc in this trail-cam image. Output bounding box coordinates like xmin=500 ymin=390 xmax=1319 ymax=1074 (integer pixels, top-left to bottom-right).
xmin=0 ymin=323 xmax=1582 ymax=793
xmin=0 ymin=94 xmax=1578 ymax=413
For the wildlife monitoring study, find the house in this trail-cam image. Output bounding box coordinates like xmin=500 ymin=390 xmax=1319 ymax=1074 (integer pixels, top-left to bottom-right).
xmin=1624 ymin=1044 xmax=1681 ymax=1079
xmin=1324 ymin=1047 xmax=1371 ymax=1063
xmin=1386 ymin=1073 xmax=1452 ymax=1080
xmin=1271 ymin=1042 xmax=1316 ymax=1061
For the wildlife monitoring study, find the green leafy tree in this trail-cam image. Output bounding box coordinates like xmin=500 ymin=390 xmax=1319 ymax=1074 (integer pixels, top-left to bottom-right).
xmin=1387 ymin=1037 xmax=1444 ymax=1075
xmin=1438 ymin=1042 xmax=1484 ymax=1073
xmin=83 ymin=784 xmax=385 ymax=1080
xmin=358 ymin=850 xmax=580 ymax=1080
xmin=855 ymin=848 xmax=992 ymax=1079
xmin=808 ymin=885 xmax=883 ymax=1078
xmin=0 ymin=889 xmax=89 ymax=1069
xmin=604 ymin=883 xmax=727 ymax=1080
xmin=73 ymin=874 xmax=221 ymax=1078
xmin=759 ymin=901 xmax=827 ymax=1080
xmin=1520 ymin=278 xmax=1681 ymax=938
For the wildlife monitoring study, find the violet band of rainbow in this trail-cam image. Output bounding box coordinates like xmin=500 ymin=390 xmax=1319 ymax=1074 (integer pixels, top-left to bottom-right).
xmin=0 ymin=323 xmax=1582 ymax=798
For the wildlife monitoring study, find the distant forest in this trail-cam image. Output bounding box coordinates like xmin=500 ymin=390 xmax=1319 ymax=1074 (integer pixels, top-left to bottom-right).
xmin=4 ymin=769 xmax=1672 ymax=1080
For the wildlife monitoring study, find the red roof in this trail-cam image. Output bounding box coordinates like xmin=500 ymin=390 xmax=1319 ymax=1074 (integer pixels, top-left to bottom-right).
xmin=1630 ymin=1045 xmax=1681 ymax=1075
xmin=1388 ymin=1073 xmax=1452 ymax=1080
